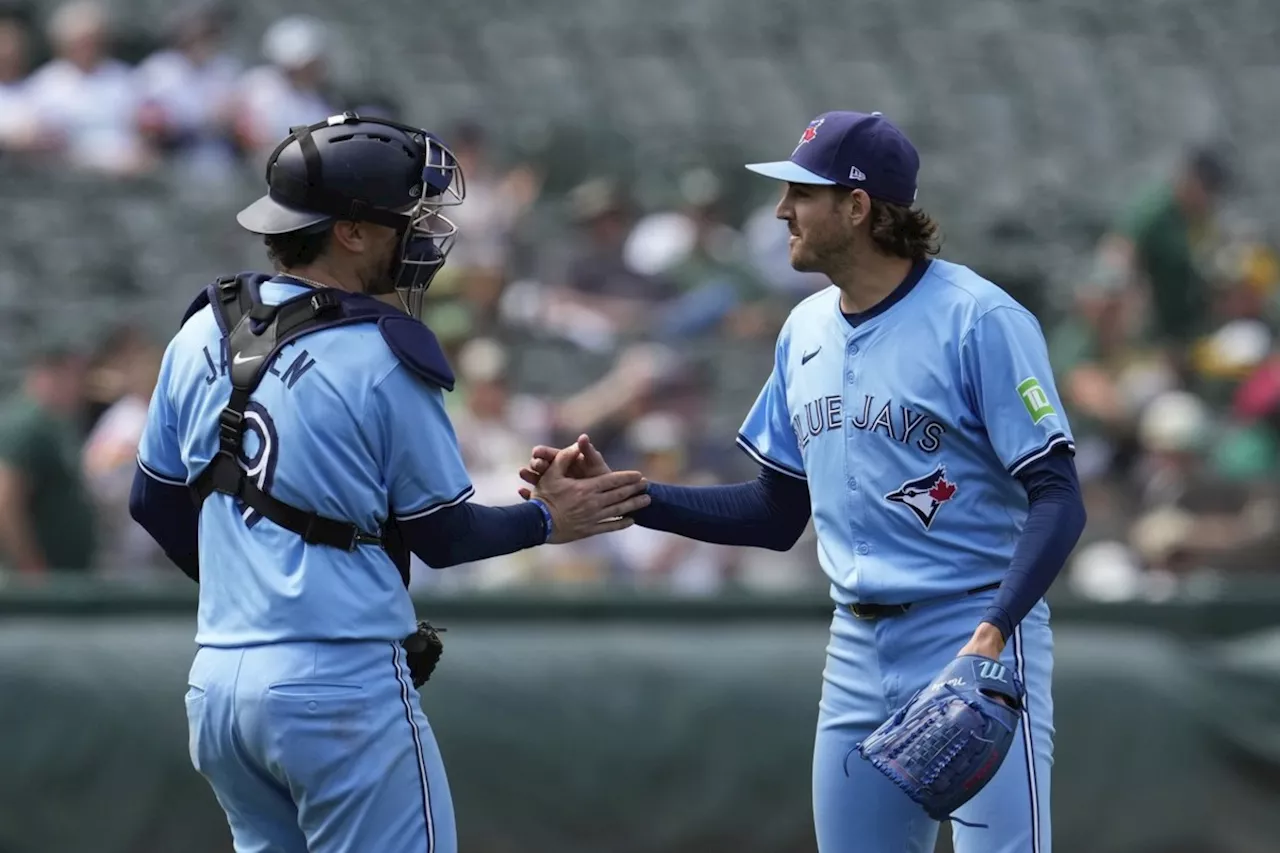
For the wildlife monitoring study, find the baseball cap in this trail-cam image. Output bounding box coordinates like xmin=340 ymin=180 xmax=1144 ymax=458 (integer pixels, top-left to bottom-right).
xmin=745 ymin=111 xmax=920 ymax=206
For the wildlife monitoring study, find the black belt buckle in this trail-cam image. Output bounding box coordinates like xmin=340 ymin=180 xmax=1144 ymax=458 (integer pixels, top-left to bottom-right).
xmin=848 ymin=602 xmax=911 ymax=620
xmin=847 ymin=581 xmax=1001 ymax=620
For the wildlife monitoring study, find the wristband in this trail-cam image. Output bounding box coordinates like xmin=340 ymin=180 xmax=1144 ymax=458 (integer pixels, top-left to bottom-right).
xmin=529 ymin=498 xmax=554 ymax=543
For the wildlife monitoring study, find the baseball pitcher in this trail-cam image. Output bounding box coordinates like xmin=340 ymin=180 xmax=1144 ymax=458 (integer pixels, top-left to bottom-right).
xmin=521 ymin=110 xmax=1086 ymax=853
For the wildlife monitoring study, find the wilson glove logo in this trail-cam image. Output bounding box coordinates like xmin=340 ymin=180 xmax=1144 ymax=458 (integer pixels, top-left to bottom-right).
xmin=977 ymin=660 xmax=1009 ymax=682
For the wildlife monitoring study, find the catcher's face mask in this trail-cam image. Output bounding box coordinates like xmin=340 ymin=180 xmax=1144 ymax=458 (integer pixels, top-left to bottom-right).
xmin=240 ymin=113 xmax=467 ymax=323
xmin=391 ymin=132 xmax=466 ymax=322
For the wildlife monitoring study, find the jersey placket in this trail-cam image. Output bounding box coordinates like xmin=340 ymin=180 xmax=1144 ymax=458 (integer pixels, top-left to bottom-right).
xmin=842 ymin=330 xmax=868 ymax=598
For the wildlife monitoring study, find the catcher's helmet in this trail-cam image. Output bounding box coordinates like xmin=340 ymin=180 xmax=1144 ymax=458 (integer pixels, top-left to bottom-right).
xmin=236 ymin=112 xmax=466 ymax=320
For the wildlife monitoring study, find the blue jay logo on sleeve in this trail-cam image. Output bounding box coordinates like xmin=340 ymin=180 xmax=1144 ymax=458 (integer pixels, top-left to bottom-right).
xmin=885 ymin=465 xmax=958 ymax=530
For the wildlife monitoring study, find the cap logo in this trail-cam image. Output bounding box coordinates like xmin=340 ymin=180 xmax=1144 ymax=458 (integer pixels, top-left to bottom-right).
xmin=849 ymin=166 xmax=866 ymax=181
xmin=792 ymin=117 xmax=825 ymax=155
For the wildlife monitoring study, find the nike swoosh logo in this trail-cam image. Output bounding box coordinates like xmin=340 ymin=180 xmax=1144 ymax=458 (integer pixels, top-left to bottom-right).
xmin=233 ymin=353 xmax=264 ymax=365
xmin=801 ymin=347 xmax=821 ymax=365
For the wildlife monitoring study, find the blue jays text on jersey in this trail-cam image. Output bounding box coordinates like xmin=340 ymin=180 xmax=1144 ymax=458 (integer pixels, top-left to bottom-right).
xmin=790 ymin=393 xmax=947 ymax=455
xmin=737 ymin=258 xmax=1073 ymax=606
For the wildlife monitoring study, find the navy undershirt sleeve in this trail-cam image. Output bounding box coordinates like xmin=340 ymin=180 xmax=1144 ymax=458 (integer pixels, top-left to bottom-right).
xmin=130 ymin=462 xmax=549 ymax=577
xmin=981 ymin=448 xmax=1086 ymax=640
xmin=399 ymin=500 xmax=547 ymax=568
xmin=630 ymin=466 xmax=811 ymax=551
xmin=129 ymin=464 xmax=200 ymax=582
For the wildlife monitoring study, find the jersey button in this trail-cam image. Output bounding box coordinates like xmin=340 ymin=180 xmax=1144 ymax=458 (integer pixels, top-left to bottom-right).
xmin=847 ymin=371 xmax=856 ymax=382
xmin=850 ymin=344 xmax=860 ymax=355
xmin=847 ymin=477 xmax=858 ymax=491
xmin=856 ymin=542 xmax=871 ymax=555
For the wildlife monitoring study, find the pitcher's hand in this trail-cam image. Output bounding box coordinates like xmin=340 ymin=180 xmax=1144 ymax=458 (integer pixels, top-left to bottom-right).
xmin=532 ymin=442 xmax=646 ymax=543
xmin=518 ymin=434 xmax=610 ymax=500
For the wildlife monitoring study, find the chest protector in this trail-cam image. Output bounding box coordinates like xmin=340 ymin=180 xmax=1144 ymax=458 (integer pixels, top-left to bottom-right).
xmin=180 ymin=272 xmax=455 ymax=583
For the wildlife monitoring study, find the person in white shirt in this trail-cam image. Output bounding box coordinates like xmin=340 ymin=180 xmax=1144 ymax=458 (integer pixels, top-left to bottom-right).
xmin=232 ymin=15 xmax=337 ymax=164
xmin=22 ymin=0 xmax=152 ymax=175
xmin=134 ymin=1 xmax=242 ymax=180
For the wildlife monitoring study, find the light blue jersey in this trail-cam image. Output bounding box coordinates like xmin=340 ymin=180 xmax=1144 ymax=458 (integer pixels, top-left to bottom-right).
xmin=737 ymin=258 xmax=1073 ymax=607
xmin=743 ymin=113 xmax=1063 ymax=853
xmin=137 ymin=279 xmax=474 ymax=647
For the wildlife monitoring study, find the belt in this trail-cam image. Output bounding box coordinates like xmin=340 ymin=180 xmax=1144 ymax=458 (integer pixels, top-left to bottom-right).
xmin=846 ymin=581 xmax=1001 ymax=620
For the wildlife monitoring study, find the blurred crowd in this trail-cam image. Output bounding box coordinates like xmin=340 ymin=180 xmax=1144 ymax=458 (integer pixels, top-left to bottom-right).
xmin=1059 ymin=150 xmax=1280 ymax=602
xmin=2 ymin=1 xmax=1280 ymax=601
xmin=0 ymin=0 xmax=378 ymax=180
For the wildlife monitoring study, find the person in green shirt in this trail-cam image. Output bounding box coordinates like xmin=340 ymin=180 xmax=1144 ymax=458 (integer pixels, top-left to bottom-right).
xmin=0 ymin=346 xmax=96 ymax=575
xmin=1098 ymin=148 xmax=1230 ymax=348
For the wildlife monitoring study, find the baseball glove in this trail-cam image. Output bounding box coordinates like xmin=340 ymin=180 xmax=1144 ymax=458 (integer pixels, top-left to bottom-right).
xmin=850 ymin=654 xmax=1024 ymax=825
xmin=402 ymin=620 xmax=446 ymax=688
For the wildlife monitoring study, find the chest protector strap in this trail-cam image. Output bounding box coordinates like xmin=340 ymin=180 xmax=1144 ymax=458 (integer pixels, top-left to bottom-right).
xmin=190 ymin=275 xmax=384 ymax=551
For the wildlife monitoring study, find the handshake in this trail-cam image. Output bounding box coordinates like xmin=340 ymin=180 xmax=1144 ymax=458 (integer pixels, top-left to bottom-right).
xmin=515 ymin=433 xmax=644 ymax=545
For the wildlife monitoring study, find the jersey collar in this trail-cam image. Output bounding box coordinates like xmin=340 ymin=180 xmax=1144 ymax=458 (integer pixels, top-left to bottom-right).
xmin=271 ymin=274 xmax=324 ymax=290
xmin=838 ymin=258 xmax=932 ymax=330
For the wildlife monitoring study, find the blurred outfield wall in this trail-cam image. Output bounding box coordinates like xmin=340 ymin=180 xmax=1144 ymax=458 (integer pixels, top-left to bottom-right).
xmin=1 ymin=580 xmax=1279 ymax=853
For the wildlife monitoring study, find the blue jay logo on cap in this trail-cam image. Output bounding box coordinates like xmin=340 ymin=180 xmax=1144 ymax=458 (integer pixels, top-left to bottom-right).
xmin=792 ymin=117 xmax=825 ymax=155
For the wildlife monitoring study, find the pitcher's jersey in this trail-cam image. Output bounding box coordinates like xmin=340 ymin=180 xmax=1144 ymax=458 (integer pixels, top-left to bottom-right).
xmin=136 ymin=279 xmax=474 ymax=647
xmin=738 ymin=259 xmax=1073 ymax=606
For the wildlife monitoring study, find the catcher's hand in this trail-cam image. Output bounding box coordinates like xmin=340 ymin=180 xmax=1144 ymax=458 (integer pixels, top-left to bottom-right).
xmin=402 ymin=620 xmax=446 ymax=688
xmin=851 ymin=654 xmax=1024 ymax=825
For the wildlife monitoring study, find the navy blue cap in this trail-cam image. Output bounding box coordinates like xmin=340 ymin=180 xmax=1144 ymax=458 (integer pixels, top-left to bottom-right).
xmin=746 ymin=111 xmax=920 ymax=206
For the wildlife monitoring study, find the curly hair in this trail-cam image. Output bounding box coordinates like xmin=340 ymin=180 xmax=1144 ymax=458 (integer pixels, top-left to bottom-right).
xmin=263 ymin=227 xmax=332 ymax=271
xmin=867 ymin=199 xmax=942 ymax=262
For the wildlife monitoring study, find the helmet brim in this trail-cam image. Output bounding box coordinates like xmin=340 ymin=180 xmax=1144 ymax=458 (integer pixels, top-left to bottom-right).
xmin=236 ymin=193 xmax=333 ymax=235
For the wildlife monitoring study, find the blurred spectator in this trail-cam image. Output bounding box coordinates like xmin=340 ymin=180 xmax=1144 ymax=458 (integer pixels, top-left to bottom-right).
xmin=445 ymin=336 xmax=678 ymax=485
xmin=1 ymin=1 xmax=1273 ymax=599
xmin=0 ymin=345 xmax=95 ymax=576
xmin=1132 ymin=390 xmax=1214 ymax=517
xmin=1185 ymin=226 xmax=1280 ymax=406
xmin=232 ymin=14 xmax=337 ymax=163
xmin=410 ymin=337 xmax=679 ymax=589
xmin=133 ymin=0 xmax=241 ymax=181
xmin=1093 ymin=147 xmax=1231 ymax=351
xmin=345 ymin=91 xmax=401 ymax=121
xmin=448 ymin=337 xmax=549 ymax=503
xmin=1212 ymin=338 xmax=1280 ymax=486
xmin=541 ymin=177 xmax=679 ymax=347
xmin=742 ymin=193 xmax=830 ymax=298
xmin=606 ymin=412 xmax=737 ymax=594
xmin=422 ymin=121 xmax=543 ymax=336
xmin=624 ymin=168 xmax=783 ymax=340
xmin=1047 ymin=271 xmax=1175 ymax=483
xmin=443 ymin=120 xmax=541 ymax=277
xmin=1125 ymin=391 xmax=1280 ymax=576
xmin=21 ymin=0 xmax=153 ymax=174
xmin=81 ymin=328 xmax=165 ymax=577
xmin=0 ymin=13 xmax=46 ymax=155
xmin=1065 ymin=389 xmax=1280 ymax=600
